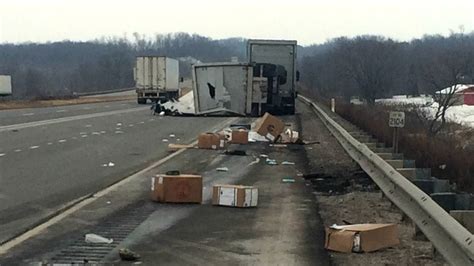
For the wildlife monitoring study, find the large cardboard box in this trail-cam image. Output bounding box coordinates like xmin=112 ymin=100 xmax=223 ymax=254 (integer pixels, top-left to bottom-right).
xmin=325 ymin=224 xmax=399 ymax=253
xmin=212 ymin=184 xmax=258 ymax=208
xmin=254 ymin=112 xmax=285 ymax=141
xmin=151 ymin=174 xmax=202 ymax=203
xmin=230 ymin=129 xmax=249 ymax=144
xmin=198 ymin=133 xmax=225 ymax=149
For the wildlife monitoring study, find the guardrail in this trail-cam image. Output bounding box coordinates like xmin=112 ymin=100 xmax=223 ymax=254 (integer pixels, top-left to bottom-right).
xmin=73 ymin=88 xmax=134 ymax=97
xmin=298 ymin=95 xmax=474 ymax=265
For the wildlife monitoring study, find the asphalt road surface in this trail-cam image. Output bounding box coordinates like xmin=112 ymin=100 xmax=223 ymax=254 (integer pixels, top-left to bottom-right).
xmin=0 ymin=100 xmax=232 ymax=244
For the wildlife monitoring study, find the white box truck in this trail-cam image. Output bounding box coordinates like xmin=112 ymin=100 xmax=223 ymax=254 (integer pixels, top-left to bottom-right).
xmin=247 ymin=39 xmax=298 ymax=114
xmin=0 ymin=75 xmax=12 ymax=96
xmin=134 ymin=56 xmax=179 ymax=104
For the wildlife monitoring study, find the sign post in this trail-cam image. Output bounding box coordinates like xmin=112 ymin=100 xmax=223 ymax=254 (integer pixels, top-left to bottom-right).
xmin=389 ymin=111 xmax=405 ymax=153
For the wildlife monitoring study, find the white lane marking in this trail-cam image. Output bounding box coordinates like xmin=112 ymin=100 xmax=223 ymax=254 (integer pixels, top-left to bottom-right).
xmin=71 ymin=137 xmax=77 ymax=140
xmin=128 ymin=124 xmax=134 ymax=127
xmin=116 ymin=123 xmax=122 ymax=126
xmin=115 ymin=131 xmax=123 ymax=134
xmin=115 ymin=127 xmax=121 ymax=130
xmin=22 ymin=113 xmax=35 ymax=116
xmin=79 ymin=132 xmax=87 ymax=135
xmin=139 ymin=121 xmax=145 ymax=124
xmin=58 ymin=139 xmax=67 ymax=143
xmin=14 ymin=149 xmax=22 ymax=152
xmin=47 ymin=142 xmax=53 ymax=145
xmin=81 ymin=135 xmax=88 ymax=138
xmin=56 ymin=109 xmax=67 ymax=113
xmin=91 ymin=132 xmax=100 ymax=135
xmin=85 ymin=124 xmax=92 ymax=128
xmin=1 ymin=107 xmax=147 ymax=133
xmin=100 ymin=131 xmax=106 ymax=134
xmin=29 ymin=146 xmax=39 ymax=149
xmin=0 ymin=153 xmax=5 ymax=157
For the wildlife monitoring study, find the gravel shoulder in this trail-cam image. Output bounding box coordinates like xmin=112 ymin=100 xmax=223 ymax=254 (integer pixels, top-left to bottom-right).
xmin=297 ymin=100 xmax=445 ymax=266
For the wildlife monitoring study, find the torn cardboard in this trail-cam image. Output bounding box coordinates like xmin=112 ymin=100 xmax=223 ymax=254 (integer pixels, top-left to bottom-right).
xmin=151 ymin=174 xmax=202 ymax=203
xmin=325 ymin=224 xmax=399 ymax=253
xmin=254 ymin=112 xmax=285 ymax=142
xmin=212 ymin=184 xmax=258 ymax=208
xmin=168 ymin=143 xmax=194 ymax=152
xmin=197 ymin=132 xmax=226 ymax=150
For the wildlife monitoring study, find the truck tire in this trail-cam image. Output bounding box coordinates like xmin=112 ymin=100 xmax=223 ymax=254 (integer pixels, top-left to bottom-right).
xmin=137 ymin=98 xmax=147 ymax=104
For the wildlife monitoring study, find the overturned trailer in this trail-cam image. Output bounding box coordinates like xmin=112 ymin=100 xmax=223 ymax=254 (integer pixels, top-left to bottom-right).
xmin=192 ymin=62 xmax=289 ymax=116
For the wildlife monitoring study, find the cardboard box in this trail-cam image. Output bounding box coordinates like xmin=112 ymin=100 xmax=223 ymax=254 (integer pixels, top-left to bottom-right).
xmin=230 ymin=129 xmax=249 ymax=144
xmin=198 ymin=132 xmax=225 ymax=149
xmin=151 ymin=174 xmax=202 ymax=203
xmin=212 ymin=184 xmax=258 ymax=208
xmin=325 ymin=224 xmax=399 ymax=253
xmin=254 ymin=112 xmax=285 ymax=141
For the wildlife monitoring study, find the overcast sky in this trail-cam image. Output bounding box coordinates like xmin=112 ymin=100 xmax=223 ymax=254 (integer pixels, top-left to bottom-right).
xmin=1 ymin=0 xmax=473 ymax=46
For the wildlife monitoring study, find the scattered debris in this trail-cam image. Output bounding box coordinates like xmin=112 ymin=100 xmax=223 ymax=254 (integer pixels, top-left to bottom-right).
xmin=265 ymin=158 xmax=278 ymax=165
xmin=282 ymin=178 xmax=296 ymax=183
xmin=159 ymin=111 xmax=165 ymax=116
xmin=254 ymin=112 xmax=285 ymax=142
xmin=162 ymin=139 xmax=169 ymax=142
xmin=230 ymin=128 xmax=249 ymax=144
xmin=259 ymin=154 xmax=269 ymax=158
xmin=248 ymin=157 xmax=260 ymax=166
xmin=248 ymin=131 xmax=269 ymax=142
xmin=102 ymin=162 xmax=115 ymax=167
xmin=216 ymin=167 xmax=229 ymax=172
xmin=106 ymin=201 xmax=111 ymax=204
xmin=198 ymin=132 xmax=225 ymax=150
xmin=212 ymin=184 xmax=258 ymax=207
xmin=151 ymin=174 xmax=202 ymax=203
xmin=85 ymin=233 xmax=113 ymax=244
xmin=224 ymin=150 xmax=247 ymax=156
xmin=281 ymin=161 xmax=295 ymax=165
xmin=119 ymin=248 xmax=141 ymax=261
xmin=325 ymin=224 xmax=399 ymax=253
xmin=169 ymin=134 xmax=176 ymax=138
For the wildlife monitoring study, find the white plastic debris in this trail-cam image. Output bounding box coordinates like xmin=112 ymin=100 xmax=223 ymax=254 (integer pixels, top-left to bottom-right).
xmin=159 ymin=111 xmax=165 ymax=116
xmin=169 ymin=134 xmax=176 ymax=138
xmin=259 ymin=154 xmax=269 ymax=158
xmin=108 ymin=162 xmax=115 ymax=167
xmin=248 ymin=131 xmax=269 ymax=142
xmin=216 ymin=167 xmax=229 ymax=172
xmin=281 ymin=161 xmax=295 ymax=165
xmin=117 ymin=123 xmax=122 ymax=126
xmin=265 ymin=158 xmax=278 ymax=165
xmin=162 ymin=139 xmax=169 ymax=142
xmin=85 ymin=233 xmax=113 ymax=244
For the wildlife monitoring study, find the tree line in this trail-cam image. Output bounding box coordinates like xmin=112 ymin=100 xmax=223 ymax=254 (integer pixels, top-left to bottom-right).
xmin=300 ymin=30 xmax=474 ymax=103
xmin=0 ymin=33 xmax=245 ymax=99
xmin=1 ymin=31 xmax=473 ymax=101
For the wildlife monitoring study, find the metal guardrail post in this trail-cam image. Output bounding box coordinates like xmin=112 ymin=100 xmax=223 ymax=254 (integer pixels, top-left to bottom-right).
xmin=298 ymin=95 xmax=474 ymax=265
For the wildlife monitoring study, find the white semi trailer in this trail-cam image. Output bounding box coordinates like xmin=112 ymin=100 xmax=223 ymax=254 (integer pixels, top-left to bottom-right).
xmin=0 ymin=75 xmax=12 ymax=96
xmin=134 ymin=56 xmax=179 ymax=104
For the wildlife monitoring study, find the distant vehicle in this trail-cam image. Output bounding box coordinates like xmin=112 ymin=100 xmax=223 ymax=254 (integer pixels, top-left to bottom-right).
xmin=133 ymin=56 xmax=179 ymax=104
xmin=247 ymin=39 xmax=298 ymax=114
xmin=0 ymin=75 xmax=12 ymax=96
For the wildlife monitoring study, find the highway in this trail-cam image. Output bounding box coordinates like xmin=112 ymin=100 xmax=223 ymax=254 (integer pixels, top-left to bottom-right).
xmin=0 ymin=99 xmax=231 ymax=244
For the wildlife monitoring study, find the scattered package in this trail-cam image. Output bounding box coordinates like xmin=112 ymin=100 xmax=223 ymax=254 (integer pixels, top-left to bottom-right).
xmin=212 ymin=184 xmax=258 ymax=208
xmin=230 ymin=128 xmax=249 ymax=144
xmin=325 ymin=224 xmax=399 ymax=253
xmin=254 ymin=112 xmax=285 ymax=142
xmin=198 ymin=132 xmax=226 ymax=150
xmin=151 ymin=172 xmax=202 ymax=203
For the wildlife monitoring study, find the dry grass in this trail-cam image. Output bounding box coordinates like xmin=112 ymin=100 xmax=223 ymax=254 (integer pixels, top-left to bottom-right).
xmin=0 ymin=95 xmax=135 ymax=110
xmin=337 ymin=103 xmax=474 ymax=192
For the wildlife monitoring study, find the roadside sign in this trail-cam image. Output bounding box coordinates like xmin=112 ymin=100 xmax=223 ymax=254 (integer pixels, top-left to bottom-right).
xmin=389 ymin=111 xmax=405 ymax=128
